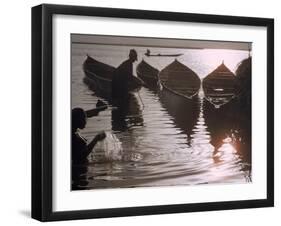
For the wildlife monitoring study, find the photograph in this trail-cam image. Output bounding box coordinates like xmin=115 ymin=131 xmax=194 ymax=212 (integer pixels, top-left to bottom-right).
xmin=71 ymin=34 xmax=252 ymax=190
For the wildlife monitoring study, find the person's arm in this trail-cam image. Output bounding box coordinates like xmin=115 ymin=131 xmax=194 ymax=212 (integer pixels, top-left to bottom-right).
xmin=85 ymin=100 xmax=107 ymax=118
xmin=86 ymin=132 xmax=106 ymax=155
xmin=85 ymin=106 xmax=107 ymax=117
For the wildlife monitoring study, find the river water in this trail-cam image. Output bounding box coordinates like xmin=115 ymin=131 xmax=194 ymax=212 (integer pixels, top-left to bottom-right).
xmin=71 ymin=43 xmax=251 ymax=189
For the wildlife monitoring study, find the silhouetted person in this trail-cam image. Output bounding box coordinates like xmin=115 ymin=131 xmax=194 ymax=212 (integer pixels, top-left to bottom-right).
xmin=112 ymin=49 xmax=138 ymax=98
xmin=72 ymin=101 xmax=107 ymax=164
xmin=145 ymin=49 xmax=151 ymax=56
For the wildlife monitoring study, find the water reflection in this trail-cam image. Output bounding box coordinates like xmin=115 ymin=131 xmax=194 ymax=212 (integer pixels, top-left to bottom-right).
xmin=158 ymin=88 xmax=199 ymax=146
xmin=203 ymin=98 xmax=251 ymax=182
xmin=111 ymin=94 xmax=144 ymax=132
xmin=72 ymin=165 xmax=89 ymax=190
xmin=72 ymin=89 xmax=251 ymax=189
xmin=190 ymin=96 xmax=213 ymax=158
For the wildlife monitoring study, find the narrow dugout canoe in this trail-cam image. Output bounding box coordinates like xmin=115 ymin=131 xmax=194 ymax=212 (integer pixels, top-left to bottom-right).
xmin=136 ymin=59 xmax=159 ymax=89
xmin=158 ymin=59 xmax=201 ymax=99
xmin=203 ymin=62 xmax=237 ymax=108
xmin=83 ymin=55 xmax=143 ymax=97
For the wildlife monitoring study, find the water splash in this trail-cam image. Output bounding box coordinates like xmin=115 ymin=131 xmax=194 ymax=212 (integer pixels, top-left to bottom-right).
xmin=88 ymin=132 xmax=123 ymax=162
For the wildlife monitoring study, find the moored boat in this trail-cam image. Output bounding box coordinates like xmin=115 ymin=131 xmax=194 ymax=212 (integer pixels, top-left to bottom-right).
xmin=136 ymin=59 xmax=200 ymax=135
xmin=145 ymin=53 xmax=183 ymax=57
xmin=136 ymin=59 xmax=159 ymax=89
xmin=158 ymin=59 xmax=201 ymax=99
xmin=202 ymin=61 xmax=237 ymax=108
xmin=83 ymin=55 xmax=143 ymax=98
xmin=235 ymin=57 xmax=251 ymax=110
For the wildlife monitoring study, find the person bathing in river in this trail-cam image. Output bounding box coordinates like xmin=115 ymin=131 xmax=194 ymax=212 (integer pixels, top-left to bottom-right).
xmin=72 ymin=100 xmax=107 ymax=164
xmin=112 ymin=49 xmax=138 ymax=99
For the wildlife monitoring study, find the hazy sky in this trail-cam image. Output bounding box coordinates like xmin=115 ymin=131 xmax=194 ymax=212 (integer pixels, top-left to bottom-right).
xmin=72 ymin=34 xmax=251 ymax=51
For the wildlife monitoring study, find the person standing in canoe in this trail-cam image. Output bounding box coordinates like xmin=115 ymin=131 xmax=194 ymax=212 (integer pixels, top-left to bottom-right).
xmin=112 ymin=49 xmax=138 ymax=99
xmin=72 ymin=100 xmax=107 ymax=164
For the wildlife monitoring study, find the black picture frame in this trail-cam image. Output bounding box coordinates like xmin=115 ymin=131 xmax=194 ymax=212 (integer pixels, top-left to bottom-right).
xmin=32 ymin=3 xmax=274 ymax=222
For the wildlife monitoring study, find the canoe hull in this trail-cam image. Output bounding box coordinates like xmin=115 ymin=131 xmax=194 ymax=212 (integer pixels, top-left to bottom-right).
xmin=83 ymin=68 xmax=112 ymax=97
xmin=83 ymin=56 xmax=143 ymax=98
xmin=145 ymin=54 xmax=183 ymax=57
xmin=136 ymin=60 xmax=159 ymax=89
xmin=202 ymin=62 xmax=237 ymax=108
xmin=158 ymin=59 xmax=201 ymax=98
xmin=137 ymin=59 xmax=200 ymax=135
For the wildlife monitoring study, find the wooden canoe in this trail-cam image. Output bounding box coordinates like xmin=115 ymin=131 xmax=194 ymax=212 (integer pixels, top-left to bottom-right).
xmin=83 ymin=55 xmax=143 ymax=98
xmin=203 ymin=62 xmax=237 ymax=108
xmin=136 ymin=59 xmax=159 ymax=89
xmin=158 ymin=59 xmax=201 ymax=99
xmin=144 ymin=53 xmax=183 ymax=57
xmin=235 ymin=57 xmax=251 ymax=105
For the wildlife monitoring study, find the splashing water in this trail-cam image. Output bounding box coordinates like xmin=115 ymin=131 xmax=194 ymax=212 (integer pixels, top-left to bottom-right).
xmin=88 ymin=132 xmax=123 ymax=162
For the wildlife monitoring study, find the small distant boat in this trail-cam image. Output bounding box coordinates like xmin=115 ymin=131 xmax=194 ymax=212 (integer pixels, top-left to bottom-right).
xmin=83 ymin=55 xmax=143 ymax=97
xmin=136 ymin=60 xmax=159 ymax=88
xmin=145 ymin=49 xmax=183 ymax=57
xmin=203 ymin=61 xmax=237 ymax=108
xmin=158 ymin=59 xmax=201 ymax=99
xmin=145 ymin=53 xmax=184 ymax=57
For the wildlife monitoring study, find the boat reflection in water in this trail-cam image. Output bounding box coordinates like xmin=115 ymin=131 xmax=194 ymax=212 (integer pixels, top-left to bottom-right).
xmin=111 ymin=94 xmax=144 ymax=133
xmin=158 ymin=90 xmax=199 ymax=146
xmin=203 ymin=98 xmax=251 ymax=183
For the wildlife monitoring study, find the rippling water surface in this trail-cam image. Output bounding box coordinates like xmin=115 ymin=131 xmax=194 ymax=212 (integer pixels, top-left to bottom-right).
xmin=71 ymin=43 xmax=251 ymax=189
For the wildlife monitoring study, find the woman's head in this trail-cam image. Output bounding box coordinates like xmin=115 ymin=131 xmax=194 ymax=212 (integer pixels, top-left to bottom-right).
xmin=72 ymin=108 xmax=87 ymax=130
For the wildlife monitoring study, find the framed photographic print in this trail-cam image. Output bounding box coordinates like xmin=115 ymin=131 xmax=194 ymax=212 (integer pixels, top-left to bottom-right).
xmin=32 ymin=4 xmax=274 ymax=221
